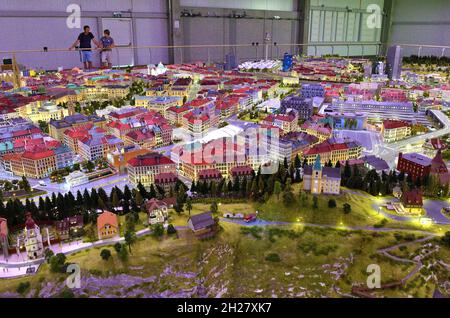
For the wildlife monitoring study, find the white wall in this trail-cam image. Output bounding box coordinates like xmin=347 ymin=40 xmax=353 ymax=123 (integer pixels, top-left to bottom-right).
xmin=0 ymin=0 xmax=169 ymax=69
xmin=389 ymin=0 xmax=450 ymax=57
xmin=307 ymin=0 xmax=384 ymax=56
xmin=180 ymin=0 xmax=296 ymax=11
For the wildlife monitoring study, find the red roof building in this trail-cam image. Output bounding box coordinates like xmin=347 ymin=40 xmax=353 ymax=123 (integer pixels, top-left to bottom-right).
xmin=230 ymin=165 xmax=254 ymax=178
xmin=127 ymin=152 xmax=177 ymax=189
xmin=382 ymin=120 xmax=411 ymax=143
xmin=397 ymin=152 xmax=432 ymax=181
xmin=198 ymin=168 xmax=222 ymax=182
xmin=430 ymin=150 xmax=450 ymax=186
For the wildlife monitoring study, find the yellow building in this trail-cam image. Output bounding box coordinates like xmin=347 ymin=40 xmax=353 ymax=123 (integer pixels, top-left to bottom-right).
xmin=134 ymin=95 xmax=183 ymax=115
xmin=381 ymin=120 xmax=411 ymax=143
xmin=23 ymin=101 xmax=69 ymax=123
xmin=105 ymin=85 xmax=129 ymax=99
xmin=303 ymin=140 xmax=363 ymax=165
xmin=178 ymin=141 xmax=249 ymax=181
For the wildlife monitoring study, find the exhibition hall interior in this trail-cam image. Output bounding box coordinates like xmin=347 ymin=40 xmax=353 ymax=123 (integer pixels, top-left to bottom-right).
xmin=0 ymin=0 xmax=449 ymax=301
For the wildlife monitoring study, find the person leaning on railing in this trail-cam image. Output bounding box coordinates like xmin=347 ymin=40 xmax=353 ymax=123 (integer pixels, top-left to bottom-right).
xmin=69 ymin=25 xmax=102 ymax=70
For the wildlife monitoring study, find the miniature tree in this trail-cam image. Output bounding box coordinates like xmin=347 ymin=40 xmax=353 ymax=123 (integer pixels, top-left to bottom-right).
xmin=328 ymin=199 xmax=337 ymax=208
xmin=124 ymin=230 xmax=137 ymax=253
xmin=49 ymin=253 xmax=67 ymax=273
xmin=167 ymin=224 xmax=177 ymax=235
xmin=442 ymin=232 xmax=450 ymax=247
xmin=151 ymin=223 xmax=164 ymax=238
xmin=100 ymin=249 xmax=112 ymax=261
xmin=273 ymin=181 xmax=282 ymax=200
xmin=118 ymin=245 xmax=129 ymax=262
xmin=185 ymin=198 xmax=192 ymax=216
xmin=312 ymin=196 xmax=319 ymax=210
xmin=44 ymin=248 xmax=54 ymax=264
xmin=114 ymin=242 xmax=122 ymax=253
xmin=210 ymin=201 xmax=218 ymax=215
xmin=282 ymin=189 xmax=295 ymax=207
xmin=343 ymin=203 xmax=352 ymax=214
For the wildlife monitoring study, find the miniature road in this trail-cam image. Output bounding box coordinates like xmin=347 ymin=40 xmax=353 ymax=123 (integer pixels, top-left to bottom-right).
xmin=341 ymin=189 xmax=450 ymax=225
xmin=351 ymin=235 xmax=442 ymax=297
xmin=0 ymin=213 xmax=439 ymax=280
xmin=219 ymin=217 xmax=440 ymax=237
xmin=373 ymin=109 xmax=450 ymax=169
xmin=0 ymin=225 xmax=190 ymax=279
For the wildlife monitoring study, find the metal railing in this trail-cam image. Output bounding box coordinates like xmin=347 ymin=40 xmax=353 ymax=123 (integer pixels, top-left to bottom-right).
xmin=0 ymin=42 xmax=448 ymax=71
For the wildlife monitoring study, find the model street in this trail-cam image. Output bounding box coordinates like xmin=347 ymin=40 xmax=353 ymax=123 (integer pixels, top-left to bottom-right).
xmin=374 ymin=110 xmax=450 ymax=169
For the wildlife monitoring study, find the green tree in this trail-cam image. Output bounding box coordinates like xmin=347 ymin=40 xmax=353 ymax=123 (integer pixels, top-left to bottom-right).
xmin=210 ymin=201 xmax=218 ymax=214
xmin=84 ymin=160 xmax=95 ymax=173
xmin=124 ymin=230 xmax=137 ymax=253
xmin=167 ymin=224 xmax=177 ymax=235
xmin=343 ymin=203 xmax=352 ymax=214
xmin=19 ymin=176 xmax=31 ymax=192
xmin=425 ymin=174 xmax=440 ymax=197
xmin=118 ymin=244 xmax=129 ymax=262
xmin=273 ymin=181 xmax=282 ymax=200
xmin=282 ymin=189 xmax=295 ymax=206
xmin=134 ymin=191 xmax=143 ymax=207
xmin=58 ymin=288 xmax=75 ymax=298
xmin=299 ymin=189 xmax=308 ymax=207
xmin=100 ymin=249 xmax=112 ymax=261
xmin=44 ymin=248 xmax=54 ymax=263
xmin=342 ymin=161 xmax=351 ymax=185
xmin=85 ymin=224 xmax=97 ymax=242
xmin=149 ymin=184 xmax=157 ymax=199
xmin=328 ymin=199 xmax=337 ymax=208
xmin=151 ymin=223 xmax=164 ymax=237
xmin=294 ymin=154 xmax=301 ymax=169
xmin=111 ymin=190 xmax=120 ymax=208
xmin=442 ymin=231 xmax=450 ymax=247
xmin=17 ymin=282 xmax=31 ymax=295
xmin=97 ymin=197 xmax=106 ymax=211
xmin=312 ymin=196 xmax=318 ymax=209
xmin=185 ymin=197 xmax=192 ymax=216
xmin=49 ymin=253 xmax=67 ymax=273
xmin=114 ymin=242 xmax=122 ymax=253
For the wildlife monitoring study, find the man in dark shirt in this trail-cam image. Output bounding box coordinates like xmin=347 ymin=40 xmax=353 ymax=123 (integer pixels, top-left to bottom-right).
xmin=69 ymin=25 xmax=101 ymax=70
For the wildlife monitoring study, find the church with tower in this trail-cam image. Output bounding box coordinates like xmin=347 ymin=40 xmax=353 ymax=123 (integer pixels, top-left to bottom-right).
xmin=303 ymin=155 xmax=341 ymax=195
xmin=24 ymin=212 xmax=44 ymax=260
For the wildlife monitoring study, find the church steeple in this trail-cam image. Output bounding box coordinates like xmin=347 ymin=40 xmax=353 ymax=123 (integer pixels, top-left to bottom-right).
xmin=313 ymin=155 xmax=322 ymax=171
xmin=431 ymin=149 xmax=448 ymax=174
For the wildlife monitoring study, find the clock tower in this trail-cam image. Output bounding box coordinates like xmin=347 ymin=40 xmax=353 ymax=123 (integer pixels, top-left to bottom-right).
xmin=311 ymin=155 xmax=322 ymax=194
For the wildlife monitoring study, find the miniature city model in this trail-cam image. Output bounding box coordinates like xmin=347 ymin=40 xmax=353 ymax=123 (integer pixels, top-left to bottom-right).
xmin=0 ymin=13 xmax=450 ymax=302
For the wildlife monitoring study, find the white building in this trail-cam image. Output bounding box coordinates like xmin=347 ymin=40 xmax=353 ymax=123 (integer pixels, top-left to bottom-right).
xmin=303 ymin=155 xmax=341 ymax=195
xmin=66 ymin=170 xmax=89 ymax=188
xmin=24 ymin=213 xmax=44 ymax=260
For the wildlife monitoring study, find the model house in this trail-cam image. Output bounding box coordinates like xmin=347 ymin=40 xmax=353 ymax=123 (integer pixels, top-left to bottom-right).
xmin=400 ymin=188 xmax=423 ymax=215
xmin=187 ymin=212 xmax=217 ymax=239
xmin=146 ymin=198 xmax=169 ymax=225
xmin=97 ymin=211 xmax=119 ymax=240
xmin=54 ymin=215 xmax=84 ymax=240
